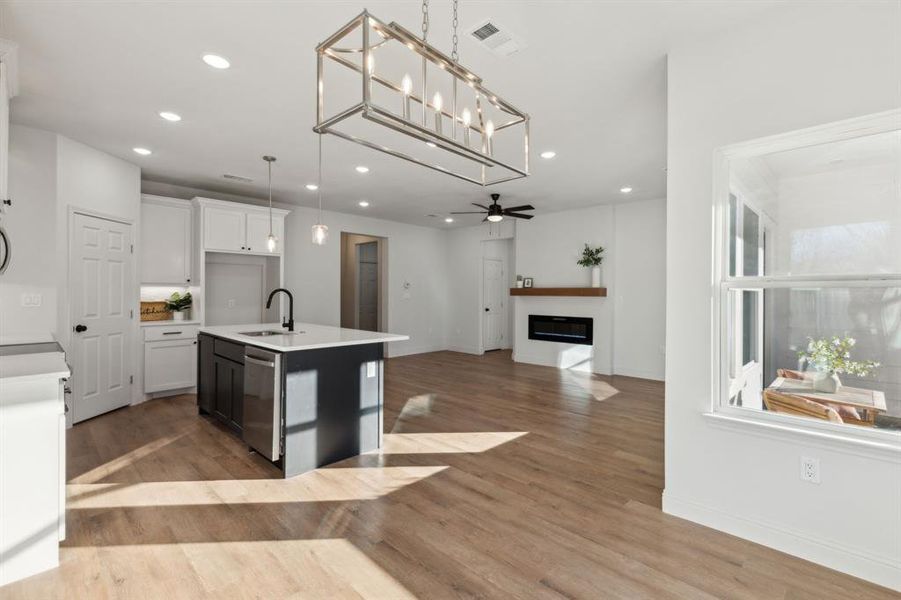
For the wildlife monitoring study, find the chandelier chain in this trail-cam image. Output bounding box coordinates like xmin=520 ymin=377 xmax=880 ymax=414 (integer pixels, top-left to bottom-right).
xmin=421 ymin=0 xmax=429 ymax=42
xmin=451 ymin=0 xmax=459 ymax=61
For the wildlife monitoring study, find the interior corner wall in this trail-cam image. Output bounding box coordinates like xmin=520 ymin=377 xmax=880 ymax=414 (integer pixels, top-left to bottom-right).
xmin=282 ymin=206 xmax=448 ymax=358
xmin=664 ymin=1 xmax=901 ymax=590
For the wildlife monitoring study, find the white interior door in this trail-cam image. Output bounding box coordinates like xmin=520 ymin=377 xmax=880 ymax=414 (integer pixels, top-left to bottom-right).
xmin=482 ymin=257 xmax=506 ymax=351
xmin=70 ymin=213 xmax=133 ymax=423
xmin=356 ymin=241 xmax=379 ymax=331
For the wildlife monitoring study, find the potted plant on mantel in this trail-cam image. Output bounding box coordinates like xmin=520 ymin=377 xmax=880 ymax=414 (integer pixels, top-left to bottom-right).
xmin=165 ymin=291 xmax=193 ymax=321
xmin=577 ymin=244 xmax=605 ymax=288
xmin=798 ymin=336 xmax=880 ymax=393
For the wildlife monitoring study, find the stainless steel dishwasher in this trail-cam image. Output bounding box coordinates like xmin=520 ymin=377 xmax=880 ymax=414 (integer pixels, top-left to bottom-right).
xmin=242 ymin=347 xmax=281 ymax=460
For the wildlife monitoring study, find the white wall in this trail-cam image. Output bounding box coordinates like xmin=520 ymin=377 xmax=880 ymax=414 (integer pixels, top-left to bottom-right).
xmin=4 ymin=126 xmax=141 ymax=401
xmin=665 ymin=2 xmax=901 ymax=590
xmin=445 ymin=221 xmax=515 ymax=354
xmin=282 ymin=206 xmax=448 ymax=358
xmin=0 ymin=125 xmax=58 ymax=338
xmin=613 ymin=198 xmax=666 ymax=380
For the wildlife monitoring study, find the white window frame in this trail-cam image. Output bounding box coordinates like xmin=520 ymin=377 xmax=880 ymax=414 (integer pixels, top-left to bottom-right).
xmin=710 ymin=108 xmax=901 ymax=446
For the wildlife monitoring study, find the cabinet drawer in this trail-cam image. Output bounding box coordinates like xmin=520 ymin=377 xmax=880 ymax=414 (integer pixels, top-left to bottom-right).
xmin=144 ymin=325 xmax=198 ymax=342
xmin=213 ymin=337 xmax=245 ymax=364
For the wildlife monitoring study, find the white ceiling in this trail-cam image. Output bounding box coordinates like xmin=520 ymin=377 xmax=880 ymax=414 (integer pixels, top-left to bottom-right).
xmin=0 ymin=1 xmax=778 ymax=227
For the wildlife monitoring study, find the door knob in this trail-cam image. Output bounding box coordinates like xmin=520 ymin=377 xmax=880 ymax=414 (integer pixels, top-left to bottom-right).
xmin=74 ymin=324 xmax=87 ymax=333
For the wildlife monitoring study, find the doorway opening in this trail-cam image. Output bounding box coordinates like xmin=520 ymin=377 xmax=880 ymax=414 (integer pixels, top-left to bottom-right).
xmin=340 ymin=232 xmax=387 ymax=332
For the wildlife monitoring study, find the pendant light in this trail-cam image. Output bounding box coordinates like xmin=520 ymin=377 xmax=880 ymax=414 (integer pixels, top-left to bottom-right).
xmin=263 ymin=155 xmax=278 ymax=253
xmin=311 ymin=134 xmax=329 ymax=245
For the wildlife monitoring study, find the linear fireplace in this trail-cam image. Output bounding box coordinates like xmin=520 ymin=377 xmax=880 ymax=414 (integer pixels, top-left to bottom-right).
xmin=528 ymin=315 xmax=593 ymax=345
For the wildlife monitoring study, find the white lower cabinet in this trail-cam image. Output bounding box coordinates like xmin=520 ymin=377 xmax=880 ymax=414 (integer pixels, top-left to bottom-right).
xmin=143 ymin=329 xmax=198 ymax=393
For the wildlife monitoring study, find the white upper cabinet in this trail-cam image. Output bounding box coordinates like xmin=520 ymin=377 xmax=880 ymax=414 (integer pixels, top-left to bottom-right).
xmin=204 ymin=206 xmax=246 ymax=252
xmin=141 ymin=196 xmax=193 ymax=284
xmin=245 ymin=212 xmax=283 ymax=253
xmin=196 ymin=198 xmax=289 ymax=255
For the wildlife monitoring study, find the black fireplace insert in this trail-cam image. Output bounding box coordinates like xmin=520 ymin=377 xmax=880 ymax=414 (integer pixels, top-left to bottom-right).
xmin=528 ymin=315 xmax=593 ymax=345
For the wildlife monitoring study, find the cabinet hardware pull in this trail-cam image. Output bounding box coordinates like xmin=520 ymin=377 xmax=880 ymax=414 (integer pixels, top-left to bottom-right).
xmin=162 ymin=331 xmax=182 ymax=335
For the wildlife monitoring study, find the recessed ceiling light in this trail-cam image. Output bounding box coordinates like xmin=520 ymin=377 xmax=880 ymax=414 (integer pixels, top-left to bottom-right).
xmin=159 ymin=111 xmax=181 ymax=122
xmin=305 ymin=183 xmax=319 ymax=191
xmin=620 ymin=186 xmax=633 ymax=194
xmin=358 ymin=200 xmax=370 ymax=207
xmin=202 ymin=54 xmax=230 ymax=69
xmin=444 ymin=217 xmax=454 ymax=223
xmin=133 ymin=147 xmax=152 ymax=156
xmin=540 ymin=151 xmax=556 ymax=159
xmin=355 ymin=166 xmax=370 ymax=173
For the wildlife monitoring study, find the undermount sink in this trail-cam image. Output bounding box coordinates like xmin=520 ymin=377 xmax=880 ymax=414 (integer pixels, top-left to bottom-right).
xmin=240 ymin=330 xmax=305 ymax=337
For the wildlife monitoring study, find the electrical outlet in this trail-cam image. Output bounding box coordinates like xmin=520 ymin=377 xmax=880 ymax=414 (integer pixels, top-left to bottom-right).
xmin=800 ymin=456 xmax=821 ymax=484
xmin=227 ymin=299 xmax=236 ymax=309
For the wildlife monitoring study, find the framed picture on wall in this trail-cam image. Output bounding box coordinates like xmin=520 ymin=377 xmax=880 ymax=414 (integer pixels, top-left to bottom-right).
xmin=523 ymin=277 xmax=534 ymax=288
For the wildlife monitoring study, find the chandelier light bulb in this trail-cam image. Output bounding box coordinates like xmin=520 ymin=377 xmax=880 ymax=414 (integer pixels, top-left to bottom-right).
xmin=401 ymin=74 xmax=412 ymax=119
xmin=366 ymin=53 xmax=375 ymax=75
xmin=461 ymin=108 xmax=472 ymax=145
xmin=484 ymin=120 xmax=495 ymax=156
xmin=433 ymin=92 xmax=443 ymax=135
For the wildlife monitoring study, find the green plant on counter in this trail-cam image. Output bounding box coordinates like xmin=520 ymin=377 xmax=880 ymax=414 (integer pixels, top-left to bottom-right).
xmin=577 ymin=244 xmax=605 ymax=267
xmin=165 ymin=291 xmax=193 ymax=312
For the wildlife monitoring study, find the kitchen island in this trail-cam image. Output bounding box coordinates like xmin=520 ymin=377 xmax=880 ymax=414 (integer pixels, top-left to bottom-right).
xmin=197 ymin=322 xmax=408 ymax=477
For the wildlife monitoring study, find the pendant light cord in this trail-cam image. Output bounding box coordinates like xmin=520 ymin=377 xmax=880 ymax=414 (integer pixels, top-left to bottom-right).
xmin=317 ymin=133 xmax=323 ymax=223
xmin=267 ymin=159 xmax=273 ymax=233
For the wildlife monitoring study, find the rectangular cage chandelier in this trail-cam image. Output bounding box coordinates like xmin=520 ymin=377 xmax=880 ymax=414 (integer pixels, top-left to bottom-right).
xmin=314 ymin=9 xmax=530 ymax=186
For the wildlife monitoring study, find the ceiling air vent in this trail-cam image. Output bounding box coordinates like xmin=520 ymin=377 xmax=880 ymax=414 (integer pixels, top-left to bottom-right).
xmin=468 ymin=19 xmax=522 ymax=57
xmin=223 ymin=173 xmax=253 ymax=183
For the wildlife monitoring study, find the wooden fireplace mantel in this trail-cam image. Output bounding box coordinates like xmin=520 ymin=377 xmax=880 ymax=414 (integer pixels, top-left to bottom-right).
xmin=509 ymin=287 xmax=607 ymax=297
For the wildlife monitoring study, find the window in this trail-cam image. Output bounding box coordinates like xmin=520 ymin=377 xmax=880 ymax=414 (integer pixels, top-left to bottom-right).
xmin=715 ymin=117 xmax=901 ymax=436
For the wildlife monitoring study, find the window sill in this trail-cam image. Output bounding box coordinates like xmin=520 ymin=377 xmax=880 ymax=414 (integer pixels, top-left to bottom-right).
xmin=702 ymin=411 xmax=901 ymax=463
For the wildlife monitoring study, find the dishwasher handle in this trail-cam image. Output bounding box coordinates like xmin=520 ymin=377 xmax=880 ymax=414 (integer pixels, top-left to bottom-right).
xmin=244 ymin=355 xmax=276 ymax=368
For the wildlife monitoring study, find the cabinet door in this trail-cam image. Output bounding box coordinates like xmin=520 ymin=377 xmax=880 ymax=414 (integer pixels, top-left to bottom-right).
xmin=197 ymin=335 xmax=214 ymax=413
xmin=204 ymin=207 xmax=246 ymax=252
xmin=213 ymin=355 xmax=233 ymax=422
xmin=245 ymin=212 xmax=282 ymax=254
xmin=229 ymin=361 xmax=244 ymax=432
xmin=141 ymin=201 xmax=192 ymax=284
xmin=144 ymin=339 xmax=198 ymax=393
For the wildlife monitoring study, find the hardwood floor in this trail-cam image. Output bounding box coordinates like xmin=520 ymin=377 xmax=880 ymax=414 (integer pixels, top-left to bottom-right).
xmin=1 ymin=350 xmax=894 ymax=599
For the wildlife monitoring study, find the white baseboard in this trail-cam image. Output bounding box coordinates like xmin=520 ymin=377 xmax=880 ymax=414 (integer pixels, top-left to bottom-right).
xmin=386 ymin=343 xmax=446 ymax=358
xmin=612 ymin=366 xmax=665 ymax=381
xmin=662 ymin=491 xmax=900 ymax=591
xmin=446 ymin=345 xmax=482 ymax=355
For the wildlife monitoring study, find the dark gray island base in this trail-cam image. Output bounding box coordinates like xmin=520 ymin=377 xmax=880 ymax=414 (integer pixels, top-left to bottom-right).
xmin=196 ymin=325 xmax=401 ymax=478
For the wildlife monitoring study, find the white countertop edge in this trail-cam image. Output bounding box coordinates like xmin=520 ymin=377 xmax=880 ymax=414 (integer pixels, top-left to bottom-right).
xmin=0 ymin=352 xmax=71 ymax=384
xmin=198 ymin=322 xmax=410 ymax=352
xmin=140 ymin=320 xmax=201 ymax=327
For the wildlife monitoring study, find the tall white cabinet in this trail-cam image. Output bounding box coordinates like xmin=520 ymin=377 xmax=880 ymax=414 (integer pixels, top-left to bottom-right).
xmin=0 ymin=38 xmax=18 ymax=215
xmin=141 ymin=195 xmax=193 ymax=284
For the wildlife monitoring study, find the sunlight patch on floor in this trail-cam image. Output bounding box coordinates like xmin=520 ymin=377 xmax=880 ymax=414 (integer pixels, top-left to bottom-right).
xmin=67 ymin=466 xmax=447 ymax=508
xmin=68 ymin=432 xmax=187 ymax=484
xmin=561 ymin=370 xmax=620 ymax=401
xmin=375 ymin=431 xmax=528 ymax=454
xmin=8 ymin=539 xmax=415 ymax=599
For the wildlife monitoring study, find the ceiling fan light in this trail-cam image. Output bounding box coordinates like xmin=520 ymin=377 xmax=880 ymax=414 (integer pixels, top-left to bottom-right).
xmin=487 ymin=215 xmax=503 ymax=223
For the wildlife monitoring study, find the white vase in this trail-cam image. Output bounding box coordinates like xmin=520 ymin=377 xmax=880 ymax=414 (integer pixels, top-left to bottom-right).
xmin=590 ymin=266 xmax=601 ymax=288
xmin=813 ymin=371 xmax=841 ymax=393
xmin=172 ymin=310 xmax=186 ymax=321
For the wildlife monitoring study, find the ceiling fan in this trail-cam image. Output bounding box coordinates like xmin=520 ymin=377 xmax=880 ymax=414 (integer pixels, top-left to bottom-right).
xmin=451 ymin=193 xmax=535 ymax=223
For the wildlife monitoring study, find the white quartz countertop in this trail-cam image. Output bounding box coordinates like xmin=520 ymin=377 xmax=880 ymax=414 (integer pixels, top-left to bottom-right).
xmin=198 ymin=322 xmax=409 ymax=352
xmin=0 ymin=352 xmax=70 ymax=384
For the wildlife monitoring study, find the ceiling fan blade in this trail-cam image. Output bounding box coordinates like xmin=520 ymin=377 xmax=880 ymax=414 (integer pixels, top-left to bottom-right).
xmin=471 ymin=203 xmax=490 ymax=210
xmin=482 ymin=216 xmax=489 ymax=222
xmin=450 ymin=211 xmax=487 ymax=214
xmin=504 ymin=212 xmax=534 ymax=220
xmin=503 ymin=204 xmax=534 ymax=212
